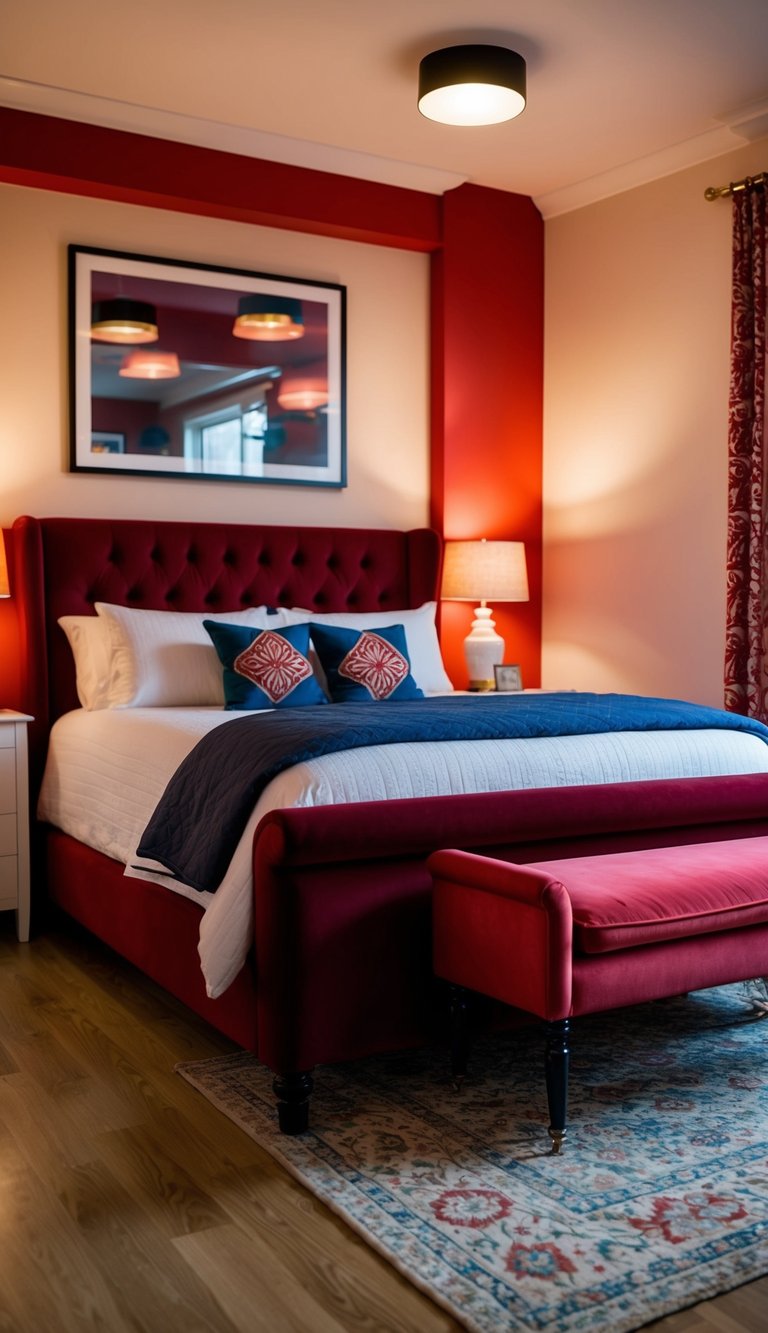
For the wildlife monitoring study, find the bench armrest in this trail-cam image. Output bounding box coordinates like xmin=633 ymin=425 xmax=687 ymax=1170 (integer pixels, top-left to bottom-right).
xmin=428 ymin=849 xmax=573 ymax=1021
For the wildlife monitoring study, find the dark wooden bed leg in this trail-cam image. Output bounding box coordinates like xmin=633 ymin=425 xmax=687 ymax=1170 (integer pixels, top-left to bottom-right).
xmin=544 ymin=1018 xmax=570 ymax=1154
xmin=273 ymin=1070 xmax=314 ymax=1135
xmin=449 ymin=983 xmax=471 ymax=1088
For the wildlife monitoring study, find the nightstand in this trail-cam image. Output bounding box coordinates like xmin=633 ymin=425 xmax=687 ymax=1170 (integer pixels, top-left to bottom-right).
xmin=0 ymin=711 xmax=33 ymax=942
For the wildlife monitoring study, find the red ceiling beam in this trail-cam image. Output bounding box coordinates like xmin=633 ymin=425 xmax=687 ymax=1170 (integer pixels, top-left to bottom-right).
xmin=0 ymin=108 xmax=442 ymax=252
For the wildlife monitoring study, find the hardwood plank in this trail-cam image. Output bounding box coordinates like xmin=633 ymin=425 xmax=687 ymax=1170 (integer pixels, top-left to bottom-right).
xmin=0 ymin=1158 xmax=127 ymax=1332
xmin=20 ymin=964 xmax=212 ymax=1126
xmin=174 ymin=1223 xmax=350 ymax=1333
xmin=154 ymin=1097 xmax=458 ymax=1328
xmin=650 ymin=1281 xmax=768 ymax=1331
xmin=6 ymin=1022 xmax=88 ymax=1094
xmin=93 ymin=1121 xmax=231 ymax=1239
xmin=719 ymin=1279 xmax=768 ymax=1323
xmin=56 ymin=1159 xmax=241 ymax=1333
xmin=210 ymin=1162 xmax=458 ymax=1332
xmin=25 ymin=982 xmax=264 ymax=1170
xmin=0 ymin=1070 xmax=109 ymax=1171
xmin=41 ymin=920 xmax=236 ymax=1059
xmin=148 ymin=1100 xmax=273 ymax=1175
xmin=7 ymin=1016 xmax=155 ymax=1141
xmin=0 ymin=1038 xmax=17 ymax=1076
xmin=29 ymin=930 xmax=234 ymax=1072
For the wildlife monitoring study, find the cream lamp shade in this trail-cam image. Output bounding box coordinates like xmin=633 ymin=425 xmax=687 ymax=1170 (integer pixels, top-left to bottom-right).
xmin=441 ymin=539 xmax=528 ymax=690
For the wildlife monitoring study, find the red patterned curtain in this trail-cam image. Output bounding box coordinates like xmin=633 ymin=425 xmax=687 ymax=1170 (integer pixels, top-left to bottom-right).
xmin=724 ymin=183 xmax=767 ymax=718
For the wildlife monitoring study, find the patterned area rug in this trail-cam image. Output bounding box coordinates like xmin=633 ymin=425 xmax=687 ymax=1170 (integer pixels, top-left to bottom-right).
xmin=177 ymin=985 xmax=768 ymax=1332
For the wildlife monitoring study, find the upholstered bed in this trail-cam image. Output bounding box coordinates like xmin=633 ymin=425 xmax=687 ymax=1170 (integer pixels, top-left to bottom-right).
xmin=15 ymin=514 xmax=768 ymax=1133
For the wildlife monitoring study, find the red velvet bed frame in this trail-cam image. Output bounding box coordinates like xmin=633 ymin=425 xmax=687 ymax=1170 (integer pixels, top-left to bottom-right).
xmin=14 ymin=514 xmax=768 ymax=1133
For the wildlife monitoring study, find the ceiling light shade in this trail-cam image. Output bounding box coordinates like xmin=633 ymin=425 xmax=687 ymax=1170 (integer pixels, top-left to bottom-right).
xmin=233 ymin=294 xmax=304 ymax=341
xmin=119 ymin=351 xmax=181 ymax=380
xmin=418 ymin=44 xmax=526 ymax=126
xmin=91 ymin=298 xmax=159 ymax=344
xmin=277 ymin=374 xmax=328 ymax=412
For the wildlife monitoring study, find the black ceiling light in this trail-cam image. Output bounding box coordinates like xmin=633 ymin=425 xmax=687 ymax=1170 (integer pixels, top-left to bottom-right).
xmin=418 ymin=44 xmax=526 ymax=126
xmin=232 ymin=294 xmax=305 ymax=341
xmin=90 ymin=297 xmax=159 ymax=344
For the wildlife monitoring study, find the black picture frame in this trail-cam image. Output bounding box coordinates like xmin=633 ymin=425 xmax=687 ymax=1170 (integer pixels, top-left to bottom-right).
xmin=69 ymin=245 xmax=347 ymax=487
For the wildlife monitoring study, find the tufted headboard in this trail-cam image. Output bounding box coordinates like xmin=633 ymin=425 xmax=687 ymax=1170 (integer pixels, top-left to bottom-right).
xmin=12 ymin=515 xmax=441 ymax=783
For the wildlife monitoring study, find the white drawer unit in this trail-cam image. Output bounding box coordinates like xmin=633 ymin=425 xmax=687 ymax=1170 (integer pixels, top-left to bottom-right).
xmin=0 ymin=712 xmax=32 ymax=942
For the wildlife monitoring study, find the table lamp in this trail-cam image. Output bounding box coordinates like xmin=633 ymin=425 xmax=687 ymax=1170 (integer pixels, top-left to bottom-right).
xmin=441 ymin=539 xmax=528 ymax=690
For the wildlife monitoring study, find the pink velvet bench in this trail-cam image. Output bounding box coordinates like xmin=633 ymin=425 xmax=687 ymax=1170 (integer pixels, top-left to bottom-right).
xmin=429 ymin=837 xmax=768 ymax=1154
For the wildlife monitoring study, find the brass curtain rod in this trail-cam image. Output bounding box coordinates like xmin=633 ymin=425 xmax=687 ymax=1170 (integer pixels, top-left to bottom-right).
xmin=705 ymin=170 xmax=767 ymax=201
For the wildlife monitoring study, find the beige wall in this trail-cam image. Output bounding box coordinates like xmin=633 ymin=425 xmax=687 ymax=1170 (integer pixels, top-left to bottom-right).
xmin=0 ymin=184 xmax=429 ymax=531
xmin=10 ymin=142 xmax=768 ymax=708
xmin=543 ymin=136 xmax=768 ymax=707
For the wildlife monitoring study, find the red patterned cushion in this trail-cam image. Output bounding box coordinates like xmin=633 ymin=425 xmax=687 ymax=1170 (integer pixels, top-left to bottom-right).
xmin=234 ymin=630 xmax=313 ymax=703
xmin=339 ymin=631 xmax=410 ymax=700
xmin=309 ymin=622 xmax=424 ymax=702
xmin=204 ymin=620 xmax=327 ymax=709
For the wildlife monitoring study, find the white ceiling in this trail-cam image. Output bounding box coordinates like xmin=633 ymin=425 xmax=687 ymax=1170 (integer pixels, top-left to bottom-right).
xmin=3 ymin=0 xmax=768 ymax=217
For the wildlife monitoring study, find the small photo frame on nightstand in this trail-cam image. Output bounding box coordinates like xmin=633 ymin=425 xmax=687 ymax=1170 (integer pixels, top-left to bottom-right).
xmin=494 ymin=664 xmax=523 ymax=692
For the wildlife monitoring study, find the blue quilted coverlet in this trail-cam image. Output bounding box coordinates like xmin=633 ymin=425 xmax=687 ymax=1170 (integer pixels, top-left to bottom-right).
xmin=135 ymin=693 xmax=768 ymax=893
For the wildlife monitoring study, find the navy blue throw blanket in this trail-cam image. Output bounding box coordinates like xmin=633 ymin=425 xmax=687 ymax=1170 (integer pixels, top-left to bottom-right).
xmin=135 ymin=692 xmax=768 ymax=893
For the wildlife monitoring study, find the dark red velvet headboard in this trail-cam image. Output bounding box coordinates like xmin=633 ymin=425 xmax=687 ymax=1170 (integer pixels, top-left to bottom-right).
xmin=13 ymin=515 xmax=441 ymax=783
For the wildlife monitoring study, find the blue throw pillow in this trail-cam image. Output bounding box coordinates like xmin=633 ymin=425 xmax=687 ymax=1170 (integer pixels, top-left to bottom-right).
xmin=309 ymin=622 xmax=424 ymax=702
xmin=204 ymin=621 xmax=328 ymax=710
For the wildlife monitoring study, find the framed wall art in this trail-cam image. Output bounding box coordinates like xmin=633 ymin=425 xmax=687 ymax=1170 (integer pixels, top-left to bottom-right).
xmin=69 ymin=245 xmax=346 ymax=487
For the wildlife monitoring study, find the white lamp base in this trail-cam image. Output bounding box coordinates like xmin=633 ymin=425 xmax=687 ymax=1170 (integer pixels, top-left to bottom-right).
xmin=464 ymin=604 xmax=504 ymax=690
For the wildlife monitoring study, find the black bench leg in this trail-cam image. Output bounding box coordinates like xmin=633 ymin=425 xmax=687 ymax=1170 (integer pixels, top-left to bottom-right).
xmin=544 ymin=1019 xmax=570 ymax=1154
xmin=273 ymin=1069 xmax=314 ymax=1135
xmin=449 ymin=984 xmax=471 ymax=1088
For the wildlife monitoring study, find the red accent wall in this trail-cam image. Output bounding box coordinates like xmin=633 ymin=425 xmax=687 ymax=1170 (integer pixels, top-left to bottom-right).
xmin=0 ymin=534 xmax=21 ymax=706
xmin=431 ymin=184 xmax=544 ymax=687
xmin=0 ymin=108 xmax=544 ymax=689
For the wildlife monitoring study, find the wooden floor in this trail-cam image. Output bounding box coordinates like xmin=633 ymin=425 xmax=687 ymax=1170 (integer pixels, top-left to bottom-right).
xmin=0 ymin=914 xmax=766 ymax=1333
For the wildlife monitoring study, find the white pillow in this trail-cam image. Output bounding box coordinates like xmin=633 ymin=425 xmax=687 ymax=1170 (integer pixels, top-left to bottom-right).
xmin=282 ymin=601 xmax=452 ymax=694
xmin=94 ymin=602 xmax=288 ymax=707
xmin=58 ymin=615 xmax=116 ymax=710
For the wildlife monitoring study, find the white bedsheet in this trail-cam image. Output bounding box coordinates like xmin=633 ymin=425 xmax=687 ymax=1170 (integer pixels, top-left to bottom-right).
xmin=37 ymin=704 xmax=768 ymax=999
